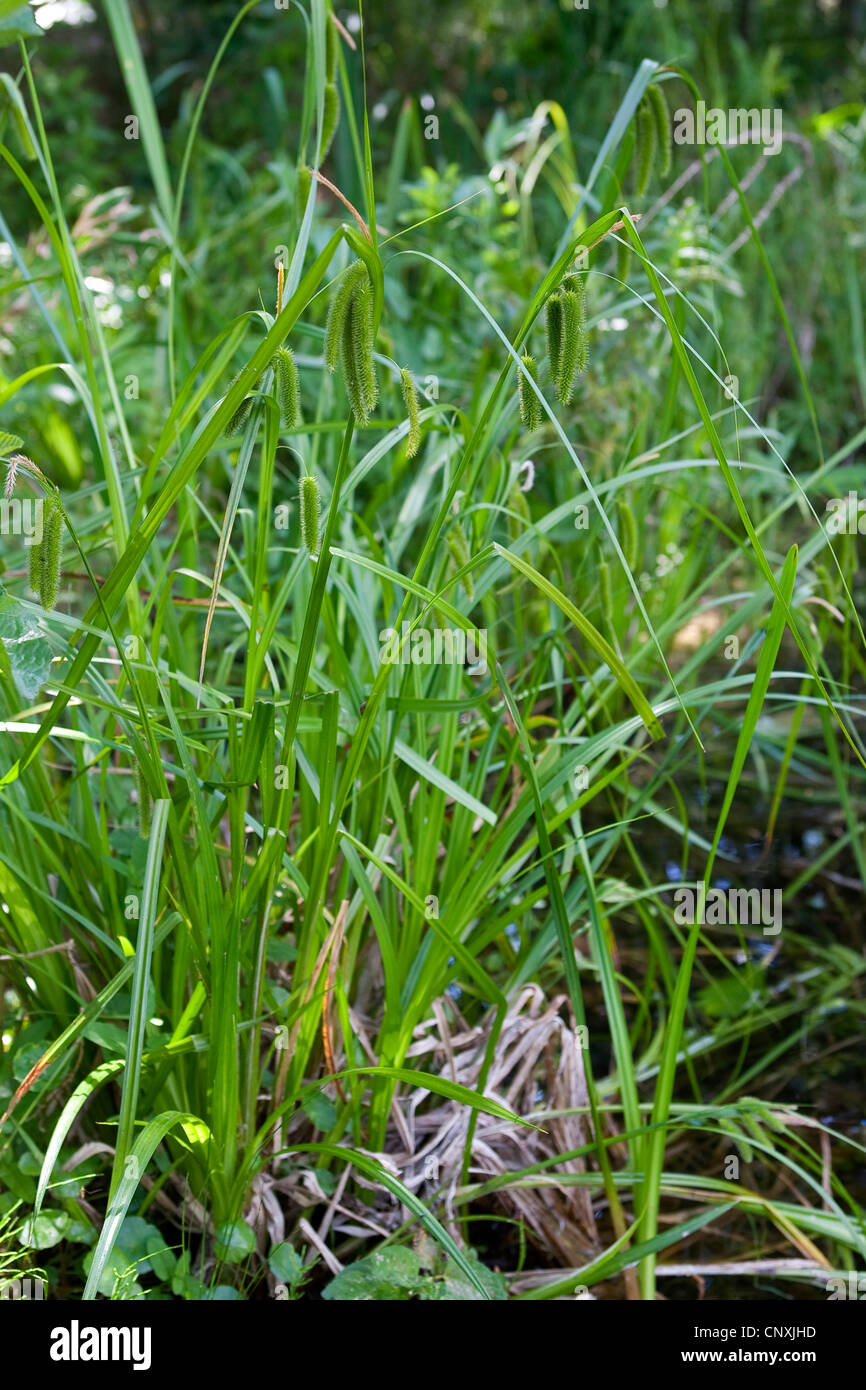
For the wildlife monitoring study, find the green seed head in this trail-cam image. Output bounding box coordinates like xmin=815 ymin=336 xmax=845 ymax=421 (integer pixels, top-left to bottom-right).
xmin=545 ymin=292 xmax=564 ymax=389
xmin=296 ymin=164 xmax=312 ymax=217
xmin=507 ymin=480 xmax=531 ymax=543
xmin=553 ymin=289 xmax=581 ymax=404
xmin=28 ymin=511 xmax=42 ymax=594
xmin=300 ymin=474 xmax=321 ymax=554
xmin=324 ymin=259 xmax=368 ymax=374
xmin=325 ymin=10 xmax=338 ymax=80
xmin=447 ymin=522 xmax=474 ymax=601
xmin=226 ymin=395 xmax=253 ymax=435
xmin=339 ymin=269 xmax=378 ymax=424
xmin=224 ymin=368 xmax=262 ymax=435
xmin=575 ymin=277 xmax=589 ymax=374
xmin=320 ymin=81 xmax=340 ymax=162
xmin=272 ymin=347 xmax=301 ymax=428
xmin=617 ymin=495 xmax=639 ymax=572
xmin=400 ymin=367 xmax=421 ymax=457
xmin=35 ymin=494 xmax=63 ymax=611
xmin=547 ymin=271 xmax=590 ymax=403
xmin=635 ymin=97 xmax=656 ymax=196
xmin=646 ymin=82 xmax=672 ymax=178
xmin=518 ymin=353 xmax=542 ymax=431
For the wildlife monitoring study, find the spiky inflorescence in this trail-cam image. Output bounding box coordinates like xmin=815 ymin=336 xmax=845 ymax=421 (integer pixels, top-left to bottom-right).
xmin=325 ymin=10 xmax=338 ymax=80
xmin=320 ymin=82 xmax=340 ymax=161
xmin=324 ymin=259 xmax=368 ymax=374
xmin=551 ymin=288 xmax=582 ymax=404
xmin=646 ymin=82 xmax=671 ymax=178
xmin=545 ymin=292 xmax=564 ymax=390
xmin=300 ymin=474 xmax=321 ymax=554
xmin=560 ymin=274 xmax=589 ymax=373
xmin=635 ymin=96 xmax=656 ymax=196
xmin=447 ymin=521 xmax=474 ymax=601
xmin=617 ymin=495 xmax=639 ymax=571
xmin=574 ymin=274 xmax=589 ymax=374
xmin=28 ymin=514 xmax=42 ymax=594
xmin=33 ymin=493 xmax=63 ymax=611
xmin=517 ymin=353 xmax=541 ymax=431
xmin=339 ymin=267 xmax=378 ymax=424
xmin=400 ymin=368 xmax=421 ymax=458
xmin=224 ymin=369 xmax=263 ymax=435
xmin=272 ymin=347 xmax=301 ymax=428
xmin=296 ymin=164 xmax=312 ymax=218
xmin=507 ymin=480 xmax=531 ymax=544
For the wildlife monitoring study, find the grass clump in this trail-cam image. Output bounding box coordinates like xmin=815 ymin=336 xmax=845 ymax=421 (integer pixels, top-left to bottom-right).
xmin=0 ymin=0 xmax=863 ymax=1311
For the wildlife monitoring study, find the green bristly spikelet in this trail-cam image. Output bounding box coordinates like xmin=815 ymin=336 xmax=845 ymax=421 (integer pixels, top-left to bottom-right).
xmin=400 ymin=368 xmax=421 ymax=457
xmin=507 ymin=481 xmax=530 ymax=544
xmin=635 ymin=96 xmax=656 ymax=196
xmin=339 ymin=267 xmax=378 ymax=424
xmin=518 ymin=353 xmax=542 ymax=431
xmin=545 ymin=292 xmax=564 ymax=390
xmin=224 ymin=369 xmax=262 ymax=435
xmin=617 ymin=495 xmax=639 ymax=571
xmin=447 ymin=522 xmax=474 ymax=601
xmin=300 ymin=474 xmax=321 ymax=554
xmin=561 ymin=273 xmax=589 ymax=375
xmin=226 ymin=394 xmax=254 ymax=435
xmin=42 ymin=496 xmax=63 ymax=610
xmin=272 ymin=347 xmax=301 ymax=428
xmin=0 ymin=432 xmax=24 ymax=455
xmin=553 ymin=288 xmax=581 ymax=404
xmin=28 ymin=518 xmax=42 ymax=595
xmin=573 ymin=275 xmax=589 ymax=374
xmin=646 ymin=82 xmax=671 ymax=177
xmin=296 ymin=164 xmax=312 ymax=217
xmin=34 ymin=493 xmax=63 ymax=611
xmin=324 ymin=259 xmax=367 ymax=374
xmin=320 ymin=81 xmax=340 ymax=161
xmin=325 ymin=10 xmax=338 ymax=80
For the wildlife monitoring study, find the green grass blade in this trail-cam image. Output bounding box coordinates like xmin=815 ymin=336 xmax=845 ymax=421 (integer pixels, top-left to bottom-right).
xmin=640 ymin=544 xmax=798 ymax=1299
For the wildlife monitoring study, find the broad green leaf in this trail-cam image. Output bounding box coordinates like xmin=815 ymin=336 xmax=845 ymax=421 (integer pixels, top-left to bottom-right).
xmin=214 ymin=1218 xmax=256 ymax=1264
xmin=0 ymin=590 xmax=53 ymax=700
xmin=302 ymin=1090 xmax=337 ymax=1131
xmin=268 ymin=1242 xmax=304 ymax=1284
xmin=0 ymin=5 xmax=40 ymax=45
xmin=19 ymin=1209 xmax=69 ymax=1250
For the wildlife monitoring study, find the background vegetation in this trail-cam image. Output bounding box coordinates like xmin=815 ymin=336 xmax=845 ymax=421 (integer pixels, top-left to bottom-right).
xmin=0 ymin=0 xmax=864 ymax=1301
